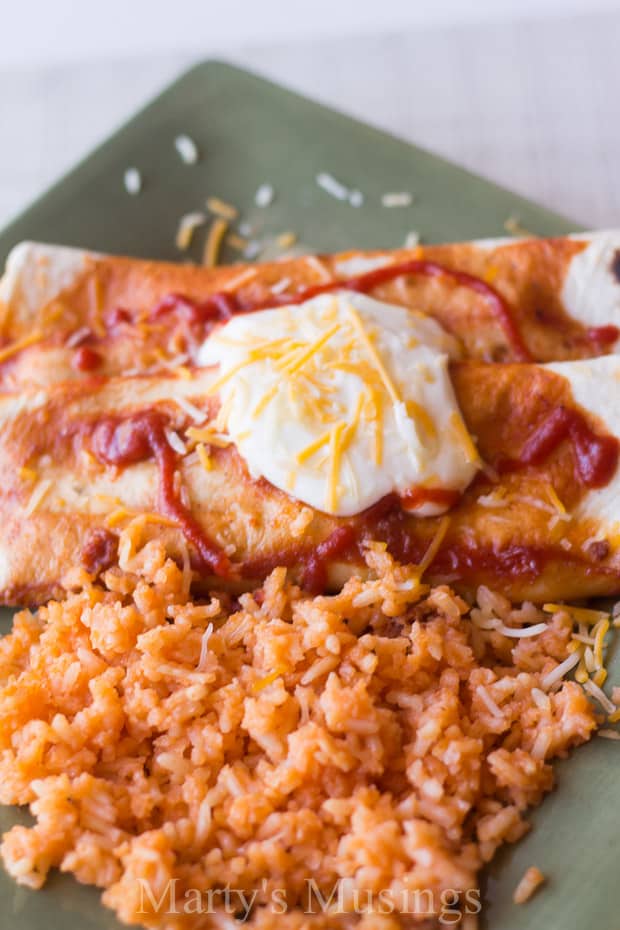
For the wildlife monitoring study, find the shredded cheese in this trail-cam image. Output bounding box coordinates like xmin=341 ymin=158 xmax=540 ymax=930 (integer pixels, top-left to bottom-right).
xmin=252 ymin=668 xmax=285 ymax=693
xmin=175 ymin=134 xmax=199 ymax=165
xmin=598 ymin=728 xmax=620 ymax=739
xmin=418 ymin=516 xmax=450 ymax=576
xmin=164 ymin=428 xmax=187 ymax=455
xmin=106 ymin=508 xmax=178 ymax=529
xmin=196 ymin=443 xmax=212 ymax=472
xmin=203 ymin=218 xmax=229 ymax=267
xmin=276 ymin=232 xmax=297 ymax=250
xmin=543 ymin=603 xmax=610 ymax=625
xmin=174 ymin=396 xmax=207 ymax=424
xmin=544 ymin=483 xmax=568 ymax=515
xmin=381 ymin=192 xmax=413 ymax=208
xmin=227 ymin=233 xmax=248 ymax=251
xmin=326 ymin=421 xmax=346 ymax=512
xmin=255 ymin=184 xmax=274 ymax=207
xmin=197 ymin=291 xmax=476 ymax=517
xmin=583 ymin=678 xmax=616 ymax=714
xmin=594 ymin=618 xmax=610 ymax=669
xmin=406 ymin=399 xmax=437 ymax=441
xmin=123 ymin=167 xmax=142 ymax=195
xmin=186 ymin=426 xmax=232 ymax=448
xmin=540 ymin=651 xmax=581 ymax=690
xmin=175 ymin=212 xmax=206 ymax=251
xmin=206 ymin=197 xmax=238 ymax=220
xmin=450 ymin=411 xmax=480 ymax=464
xmin=0 ymin=331 xmax=43 ymax=363
xmin=24 ymin=479 xmax=52 ymax=516
xmin=513 ymin=866 xmax=545 ymax=904
xmin=346 ymin=304 xmax=401 ymax=404
xmin=504 ymin=215 xmax=535 ymax=238
xmin=494 ymin=621 xmax=549 ymax=639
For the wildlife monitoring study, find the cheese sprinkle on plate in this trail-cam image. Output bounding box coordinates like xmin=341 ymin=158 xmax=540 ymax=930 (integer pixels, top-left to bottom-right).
xmin=198 ymin=292 xmax=479 ymax=516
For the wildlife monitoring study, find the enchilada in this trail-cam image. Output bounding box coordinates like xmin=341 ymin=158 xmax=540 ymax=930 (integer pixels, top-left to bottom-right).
xmin=1 ymin=233 xmax=620 ymax=605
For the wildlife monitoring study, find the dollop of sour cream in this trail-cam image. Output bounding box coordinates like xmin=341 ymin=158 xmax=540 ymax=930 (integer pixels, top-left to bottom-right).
xmin=198 ymin=291 xmax=480 ymax=516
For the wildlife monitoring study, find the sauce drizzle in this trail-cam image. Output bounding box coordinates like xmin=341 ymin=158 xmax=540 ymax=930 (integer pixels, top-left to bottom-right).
xmin=140 ymin=258 xmax=620 ymax=364
xmin=73 ymin=346 xmax=102 ymax=372
xmin=500 ymin=405 xmax=619 ymax=488
xmin=145 ymin=260 xmax=532 ymax=360
xmin=399 ymin=487 xmax=461 ymax=511
xmin=90 ymin=411 xmax=230 ymax=576
xmin=287 ymin=259 xmax=533 ymax=362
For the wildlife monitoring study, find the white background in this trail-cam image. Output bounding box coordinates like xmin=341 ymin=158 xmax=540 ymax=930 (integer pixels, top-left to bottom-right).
xmin=1 ymin=0 xmax=619 ymax=230
xmin=2 ymin=0 xmax=619 ymax=66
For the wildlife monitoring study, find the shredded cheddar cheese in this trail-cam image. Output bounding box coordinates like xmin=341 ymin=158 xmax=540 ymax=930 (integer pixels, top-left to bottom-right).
xmin=0 ymin=331 xmax=43 ymax=364
xmin=406 ymin=399 xmax=437 ymax=441
xmin=544 ymin=483 xmax=567 ymax=515
xmin=418 ymin=516 xmax=451 ymax=576
xmin=346 ymin=304 xmax=401 ymax=404
xmin=296 ymin=430 xmax=332 ymax=465
xmin=594 ymin=618 xmax=610 ymax=668
xmin=89 ymin=275 xmax=106 ymax=338
xmin=227 ymin=233 xmax=248 ymax=251
xmin=450 ymin=411 xmax=480 ymax=465
xmin=203 ymin=217 xmax=229 ymax=267
xmin=186 ymin=426 xmax=232 ymax=448
xmin=252 ymin=668 xmax=286 ymax=694
xmin=196 ymin=443 xmax=212 ymax=472
xmin=543 ymin=604 xmax=610 ymax=626
xmin=206 ymin=197 xmax=238 ymax=220
xmin=276 ymin=231 xmax=297 ymax=250
xmin=106 ymin=508 xmax=179 ymax=529
xmin=326 ymin=421 xmax=347 ymax=511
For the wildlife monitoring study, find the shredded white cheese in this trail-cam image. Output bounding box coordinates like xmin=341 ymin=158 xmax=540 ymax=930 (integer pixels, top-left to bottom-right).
xmin=255 ymin=183 xmax=275 ymax=207
xmin=174 ymin=396 xmax=207 ymax=424
xmin=381 ymin=192 xmax=413 ymax=208
xmin=174 ymin=134 xmax=199 ymax=165
xmin=494 ymin=621 xmax=549 ymax=639
xmin=165 ymin=428 xmax=188 ymax=455
xmin=540 ymin=651 xmax=581 ymax=690
xmin=24 ymin=479 xmax=53 ymax=516
xmin=583 ymin=678 xmax=616 ymax=714
xmin=123 ymin=168 xmax=142 ymax=196
xmin=316 ymin=172 xmax=350 ymax=201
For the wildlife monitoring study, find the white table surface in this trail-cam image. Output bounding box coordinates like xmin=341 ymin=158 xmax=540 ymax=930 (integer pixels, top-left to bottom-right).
xmin=0 ymin=8 xmax=618 ymax=235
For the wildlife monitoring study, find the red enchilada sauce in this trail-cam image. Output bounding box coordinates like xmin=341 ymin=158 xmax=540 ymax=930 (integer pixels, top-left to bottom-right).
xmin=500 ymin=405 xmax=618 ymax=488
xmin=241 ymin=494 xmax=555 ymax=591
xmin=82 ymin=528 xmax=118 ymax=574
xmin=90 ymin=411 xmax=231 ymax=577
xmin=247 ymin=402 xmax=619 ymax=587
xmin=92 ymin=259 xmax=619 ymax=587
xmin=587 ymin=324 xmax=620 ymax=349
xmin=73 ymin=346 xmax=103 ymax=372
xmin=149 ymin=259 xmax=534 ymax=361
xmin=400 ymin=487 xmax=461 ymax=511
xmin=83 ymin=390 xmax=619 ymax=587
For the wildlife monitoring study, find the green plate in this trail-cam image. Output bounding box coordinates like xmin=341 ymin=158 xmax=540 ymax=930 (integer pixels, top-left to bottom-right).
xmin=0 ymin=60 xmax=614 ymax=930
